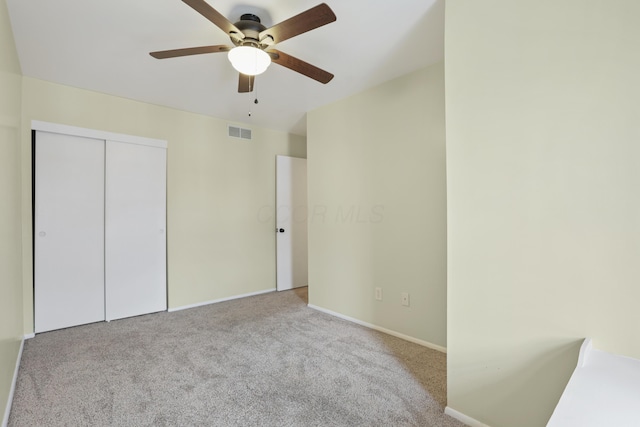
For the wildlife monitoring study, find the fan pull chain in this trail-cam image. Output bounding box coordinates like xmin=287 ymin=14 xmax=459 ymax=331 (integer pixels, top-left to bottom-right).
xmin=249 ymin=78 xmax=259 ymax=117
xmin=254 ymin=78 xmax=259 ymax=105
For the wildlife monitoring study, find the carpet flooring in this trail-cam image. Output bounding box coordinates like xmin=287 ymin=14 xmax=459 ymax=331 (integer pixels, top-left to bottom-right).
xmin=9 ymin=288 xmax=465 ymax=426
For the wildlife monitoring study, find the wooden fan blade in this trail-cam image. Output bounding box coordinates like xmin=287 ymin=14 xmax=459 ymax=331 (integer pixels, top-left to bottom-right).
xmin=259 ymin=3 xmax=336 ymax=45
xmin=150 ymin=45 xmax=231 ymax=59
xmin=268 ymin=49 xmax=334 ymax=84
xmin=238 ymin=73 xmax=255 ymax=93
xmin=182 ymin=0 xmax=243 ymax=39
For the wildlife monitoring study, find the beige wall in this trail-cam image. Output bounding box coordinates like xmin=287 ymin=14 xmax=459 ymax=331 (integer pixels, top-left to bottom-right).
xmin=446 ymin=1 xmax=640 ymax=426
xmin=0 ymin=0 xmax=23 ymax=421
xmin=307 ymin=63 xmax=447 ymax=348
xmin=20 ymin=77 xmax=306 ymax=333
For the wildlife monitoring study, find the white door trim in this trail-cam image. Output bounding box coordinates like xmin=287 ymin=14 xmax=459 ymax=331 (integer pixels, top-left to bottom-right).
xmin=31 ymin=120 xmax=167 ymax=148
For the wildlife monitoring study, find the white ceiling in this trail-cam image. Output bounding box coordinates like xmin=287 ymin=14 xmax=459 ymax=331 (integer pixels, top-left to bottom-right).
xmin=7 ymin=0 xmax=443 ymax=136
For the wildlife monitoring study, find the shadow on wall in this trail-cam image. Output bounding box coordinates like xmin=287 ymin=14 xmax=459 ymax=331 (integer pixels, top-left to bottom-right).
xmin=289 ymin=114 xmax=307 ymax=139
xmin=457 ymin=339 xmax=583 ymax=427
xmin=291 ymin=286 xmax=309 ymax=305
xmin=375 ymin=332 xmax=449 ymax=409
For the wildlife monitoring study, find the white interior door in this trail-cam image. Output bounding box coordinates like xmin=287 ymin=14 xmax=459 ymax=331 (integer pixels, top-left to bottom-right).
xmin=276 ymin=155 xmax=308 ymax=291
xmin=34 ymin=131 xmax=105 ymax=333
xmin=105 ymin=141 xmax=167 ymax=321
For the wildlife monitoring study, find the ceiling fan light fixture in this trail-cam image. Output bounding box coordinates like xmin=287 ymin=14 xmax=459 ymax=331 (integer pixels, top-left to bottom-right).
xmin=228 ymin=46 xmax=271 ymax=76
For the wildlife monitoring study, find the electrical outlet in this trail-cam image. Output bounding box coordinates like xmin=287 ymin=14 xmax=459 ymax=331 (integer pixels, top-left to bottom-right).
xmin=401 ymin=292 xmax=410 ymax=307
xmin=375 ymin=287 xmax=382 ymax=301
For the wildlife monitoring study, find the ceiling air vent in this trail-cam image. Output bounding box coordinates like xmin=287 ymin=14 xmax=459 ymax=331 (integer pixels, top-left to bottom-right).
xmin=228 ymin=125 xmax=252 ymax=140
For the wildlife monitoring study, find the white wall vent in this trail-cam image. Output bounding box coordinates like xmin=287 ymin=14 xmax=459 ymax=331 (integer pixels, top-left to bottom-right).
xmin=228 ymin=125 xmax=252 ymax=140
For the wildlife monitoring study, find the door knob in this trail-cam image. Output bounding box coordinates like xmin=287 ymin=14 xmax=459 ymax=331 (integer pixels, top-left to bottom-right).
xmin=278 ymin=228 xmax=285 ymax=233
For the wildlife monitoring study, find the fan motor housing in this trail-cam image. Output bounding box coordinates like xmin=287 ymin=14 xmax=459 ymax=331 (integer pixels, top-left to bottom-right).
xmin=232 ymin=14 xmax=267 ymax=47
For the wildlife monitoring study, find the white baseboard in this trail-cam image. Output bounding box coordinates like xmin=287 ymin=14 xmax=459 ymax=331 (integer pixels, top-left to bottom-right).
xmin=445 ymin=407 xmax=492 ymax=427
xmin=168 ymin=288 xmax=275 ymax=312
xmin=307 ymin=304 xmax=447 ymax=353
xmin=23 ymin=333 xmax=34 ymax=340
xmin=2 ymin=338 xmax=25 ymax=427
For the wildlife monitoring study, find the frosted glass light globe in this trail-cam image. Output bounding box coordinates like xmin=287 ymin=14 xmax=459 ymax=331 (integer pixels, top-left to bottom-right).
xmin=228 ymin=46 xmax=271 ymax=76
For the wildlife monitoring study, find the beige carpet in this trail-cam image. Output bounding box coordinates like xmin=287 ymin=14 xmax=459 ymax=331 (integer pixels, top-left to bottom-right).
xmin=9 ymin=288 xmax=464 ymax=426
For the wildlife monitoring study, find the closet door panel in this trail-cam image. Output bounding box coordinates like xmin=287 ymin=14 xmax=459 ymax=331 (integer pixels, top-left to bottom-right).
xmin=105 ymin=141 xmax=167 ymax=320
xmin=34 ymin=131 xmax=105 ymax=333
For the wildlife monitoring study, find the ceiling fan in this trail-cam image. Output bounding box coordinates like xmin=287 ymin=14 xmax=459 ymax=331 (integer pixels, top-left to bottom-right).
xmin=150 ymin=0 xmax=336 ymax=93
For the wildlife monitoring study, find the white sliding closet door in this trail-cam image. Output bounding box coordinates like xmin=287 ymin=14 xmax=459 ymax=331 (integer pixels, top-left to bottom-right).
xmin=105 ymin=141 xmax=167 ymax=321
xmin=35 ymin=131 xmax=105 ymax=333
